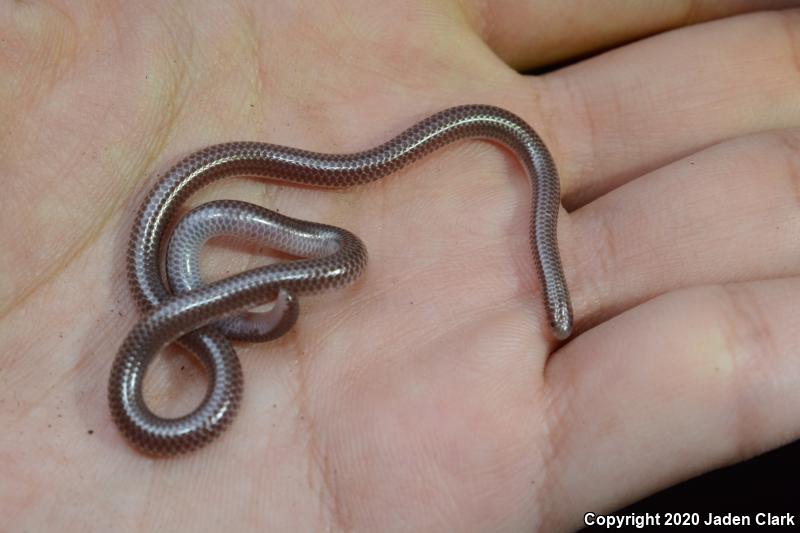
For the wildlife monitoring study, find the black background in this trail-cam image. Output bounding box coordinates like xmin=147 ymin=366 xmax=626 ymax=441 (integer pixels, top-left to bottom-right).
xmin=579 ymin=439 xmax=800 ymax=531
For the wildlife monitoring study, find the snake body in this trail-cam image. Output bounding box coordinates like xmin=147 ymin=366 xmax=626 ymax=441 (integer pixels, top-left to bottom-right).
xmin=108 ymin=105 xmax=573 ymax=455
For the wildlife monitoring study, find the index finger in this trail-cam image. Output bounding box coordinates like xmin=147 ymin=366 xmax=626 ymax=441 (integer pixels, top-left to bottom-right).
xmin=462 ymin=0 xmax=799 ymax=70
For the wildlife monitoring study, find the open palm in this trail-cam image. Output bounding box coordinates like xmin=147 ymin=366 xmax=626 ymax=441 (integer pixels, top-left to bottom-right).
xmin=2 ymin=1 xmax=799 ymax=531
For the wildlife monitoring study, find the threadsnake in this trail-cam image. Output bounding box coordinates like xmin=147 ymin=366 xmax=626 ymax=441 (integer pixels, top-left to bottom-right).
xmin=108 ymin=105 xmax=573 ymax=455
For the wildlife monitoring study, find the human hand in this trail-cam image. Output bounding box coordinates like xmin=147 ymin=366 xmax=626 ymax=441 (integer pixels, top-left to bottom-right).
xmin=2 ymin=1 xmax=798 ymax=531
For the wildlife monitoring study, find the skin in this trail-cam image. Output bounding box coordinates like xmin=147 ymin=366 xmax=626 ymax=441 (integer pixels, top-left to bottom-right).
xmin=1 ymin=0 xmax=799 ymax=531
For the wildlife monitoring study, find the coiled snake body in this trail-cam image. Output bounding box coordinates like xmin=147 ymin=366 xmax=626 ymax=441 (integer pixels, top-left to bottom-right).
xmin=108 ymin=105 xmax=573 ymax=456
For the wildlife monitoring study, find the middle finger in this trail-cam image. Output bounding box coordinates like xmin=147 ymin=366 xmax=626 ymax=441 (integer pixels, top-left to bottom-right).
xmin=565 ymin=128 xmax=800 ymax=333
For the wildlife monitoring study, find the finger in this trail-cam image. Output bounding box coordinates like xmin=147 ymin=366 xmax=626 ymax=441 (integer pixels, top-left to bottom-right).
xmin=543 ymin=277 xmax=800 ymax=529
xmin=534 ymin=10 xmax=800 ymax=207
xmin=564 ymin=128 xmax=800 ymax=333
xmin=465 ymin=0 xmax=798 ymax=70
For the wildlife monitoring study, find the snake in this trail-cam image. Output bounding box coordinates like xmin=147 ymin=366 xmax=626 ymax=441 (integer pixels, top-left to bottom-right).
xmin=107 ymin=105 xmax=573 ymax=456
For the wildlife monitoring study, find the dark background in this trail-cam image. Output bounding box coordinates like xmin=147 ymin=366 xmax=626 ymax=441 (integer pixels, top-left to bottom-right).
xmin=579 ymin=439 xmax=800 ymax=531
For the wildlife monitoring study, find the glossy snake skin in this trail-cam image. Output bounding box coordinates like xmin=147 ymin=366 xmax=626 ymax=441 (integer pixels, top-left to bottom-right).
xmin=108 ymin=105 xmax=573 ymax=456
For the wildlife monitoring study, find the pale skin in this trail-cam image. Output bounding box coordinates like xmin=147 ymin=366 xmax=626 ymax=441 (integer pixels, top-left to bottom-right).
xmin=1 ymin=0 xmax=800 ymax=531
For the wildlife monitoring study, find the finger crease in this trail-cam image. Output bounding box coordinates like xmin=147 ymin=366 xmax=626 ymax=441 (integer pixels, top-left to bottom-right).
xmin=779 ymin=10 xmax=800 ymax=83
xmin=719 ymin=284 xmax=781 ymax=460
